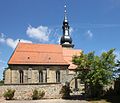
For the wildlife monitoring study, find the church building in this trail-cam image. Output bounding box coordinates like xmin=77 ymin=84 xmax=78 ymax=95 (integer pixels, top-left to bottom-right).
xmin=4 ymin=5 xmax=82 ymax=90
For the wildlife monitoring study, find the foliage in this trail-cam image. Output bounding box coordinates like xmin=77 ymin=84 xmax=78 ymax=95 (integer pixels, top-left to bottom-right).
xmin=114 ymin=60 xmax=120 ymax=79
xmin=72 ymin=49 xmax=116 ymax=98
xmin=3 ymin=89 xmax=15 ymax=100
xmin=114 ymin=62 xmax=120 ymax=95
xmin=60 ymin=83 xmax=71 ymax=99
xmin=0 ymin=80 xmax=4 ymax=86
xmin=32 ymin=89 xmax=45 ymax=100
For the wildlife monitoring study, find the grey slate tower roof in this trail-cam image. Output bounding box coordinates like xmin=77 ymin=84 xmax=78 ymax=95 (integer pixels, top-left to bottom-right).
xmin=60 ymin=4 xmax=74 ymax=48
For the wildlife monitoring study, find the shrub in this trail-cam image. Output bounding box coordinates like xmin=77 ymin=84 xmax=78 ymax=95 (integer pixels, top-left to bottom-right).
xmin=39 ymin=90 xmax=45 ymax=98
xmin=60 ymin=84 xmax=71 ymax=99
xmin=32 ymin=89 xmax=45 ymax=100
xmin=0 ymin=80 xmax=4 ymax=86
xmin=3 ymin=89 xmax=15 ymax=100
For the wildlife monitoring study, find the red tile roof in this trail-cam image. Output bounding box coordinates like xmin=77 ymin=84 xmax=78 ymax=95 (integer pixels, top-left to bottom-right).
xmin=62 ymin=48 xmax=82 ymax=70
xmin=8 ymin=43 xmax=69 ymax=65
xmin=8 ymin=43 xmax=82 ymax=69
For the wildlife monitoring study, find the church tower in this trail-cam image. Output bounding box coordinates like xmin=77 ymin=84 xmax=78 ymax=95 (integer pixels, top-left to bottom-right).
xmin=60 ymin=4 xmax=74 ymax=48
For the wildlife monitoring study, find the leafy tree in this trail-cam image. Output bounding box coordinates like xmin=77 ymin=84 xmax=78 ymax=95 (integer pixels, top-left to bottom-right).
xmin=72 ymin=49 xmax=116 ymax=98
xmin=114 ymin=60 xmax=120 ymax=95
xmin=114 ymin=60 xmax=120 ymax=79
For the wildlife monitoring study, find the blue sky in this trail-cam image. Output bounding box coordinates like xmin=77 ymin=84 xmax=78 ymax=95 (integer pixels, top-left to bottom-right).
xmin=0 ymin=0 xmax=120 ymax=79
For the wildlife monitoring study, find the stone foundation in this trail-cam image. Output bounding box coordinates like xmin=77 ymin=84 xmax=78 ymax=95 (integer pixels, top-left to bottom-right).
xmin=0 ymin=84 xmax=62 ymax=100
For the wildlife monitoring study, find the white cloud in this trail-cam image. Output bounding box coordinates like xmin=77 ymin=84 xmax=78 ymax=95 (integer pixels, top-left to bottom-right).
xmin=26 ymin=25 xmax=51 ymax=42
xmin=0 ymin=33 xmax=5 ymax=43
xmin=6 ymin=38 xmax=32 ymax=49
xmin=86 ymin=30 xmax=93 ymax=39
xmin=0 ymin=33 xmax=32 ymax=49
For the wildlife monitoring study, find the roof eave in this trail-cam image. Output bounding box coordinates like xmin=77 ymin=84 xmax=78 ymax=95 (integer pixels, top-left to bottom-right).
xmin=8 ymin=63 xmax=70 ymax=66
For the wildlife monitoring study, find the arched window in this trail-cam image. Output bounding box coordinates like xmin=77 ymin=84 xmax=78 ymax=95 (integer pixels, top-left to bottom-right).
xmin=56 ymin=71 xmax=60 ymax=83
xmin=19 ymin=70 xmax=24 ymax=83
xmin=39 ymin=71 xmax=43 ymax=83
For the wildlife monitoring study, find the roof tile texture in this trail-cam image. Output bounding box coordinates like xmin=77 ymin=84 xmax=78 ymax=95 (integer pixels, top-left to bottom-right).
xmin=8 ymin=43 xmax=82 ymax=69
xmin=8 ymin=43 xmax=69 ymax=65
xmin=62 ymin=48 xmax=82 ymax=70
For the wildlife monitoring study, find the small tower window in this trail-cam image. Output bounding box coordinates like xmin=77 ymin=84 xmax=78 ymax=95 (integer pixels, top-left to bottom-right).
xmin=39 ymin=71 xmax=43 ymax=83
xmin=19 ymin=70 xmax=24 ymax=84
xmin=56 ymin=71 xmax=60 ymax=83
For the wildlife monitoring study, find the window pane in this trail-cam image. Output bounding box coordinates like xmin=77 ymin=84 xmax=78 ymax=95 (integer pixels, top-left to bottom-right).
xmin=56 ymin=71 xmax=60 ymax=83
xmin=39 ymin=71 xmax=43 ymax=83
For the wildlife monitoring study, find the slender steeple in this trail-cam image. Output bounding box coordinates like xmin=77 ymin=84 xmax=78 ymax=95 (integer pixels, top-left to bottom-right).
xmin=60 ymin=3 xmax=74 ymax=48
xmin=64 ymin=5 xmax=68 ymax=22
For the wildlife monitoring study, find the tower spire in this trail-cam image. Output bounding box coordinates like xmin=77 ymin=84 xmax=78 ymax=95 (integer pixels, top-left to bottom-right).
xmin=60 ymin=2 xmax=74 ymax=48
xmin=64 ymin=4 xmax=68 ymax=22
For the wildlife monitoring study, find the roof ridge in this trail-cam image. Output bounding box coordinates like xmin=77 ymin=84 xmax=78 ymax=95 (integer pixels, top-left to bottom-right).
xmin=19 ymin=42 xmax=61 ymax=46
xmin=16 ymin=51 xmax=62 ymax=53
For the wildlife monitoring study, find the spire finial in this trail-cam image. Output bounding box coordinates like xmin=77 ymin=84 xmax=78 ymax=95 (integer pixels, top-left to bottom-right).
xmin=64 ymin=4 xmax=67 ymax=13
xmin=64 ymin=0 xmax=68 ymax=22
